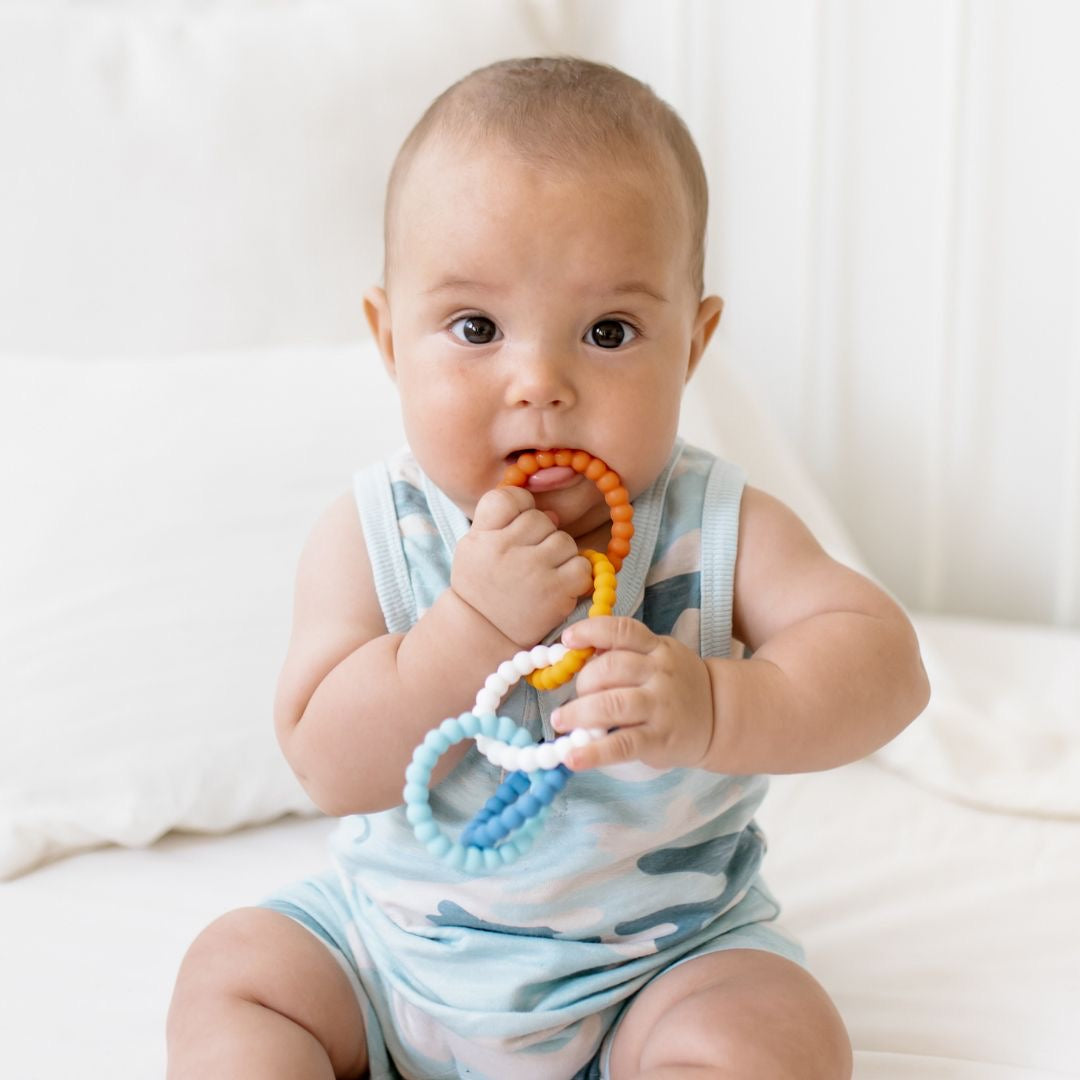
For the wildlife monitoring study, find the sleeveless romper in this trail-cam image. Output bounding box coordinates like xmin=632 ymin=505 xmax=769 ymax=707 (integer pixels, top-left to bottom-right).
xmin=262 ymin=439 xmax=804 ymax=1080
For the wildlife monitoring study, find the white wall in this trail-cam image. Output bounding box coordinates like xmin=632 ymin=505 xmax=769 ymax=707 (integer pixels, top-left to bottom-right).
xmin=569 ymin=0 xmax=1080 ymax=628
xmin=3 ymin=0 xmax=1078 ymax=629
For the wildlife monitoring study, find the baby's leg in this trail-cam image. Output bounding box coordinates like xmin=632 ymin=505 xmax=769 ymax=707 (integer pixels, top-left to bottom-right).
xmin=167 ymin=907 xmax=367 ymax=1080
xmin=606 ymin=948 xmax=851 ymax=1079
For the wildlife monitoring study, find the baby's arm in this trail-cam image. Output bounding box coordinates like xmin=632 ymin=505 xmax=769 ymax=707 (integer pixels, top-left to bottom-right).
xmin=274 ymin=486 xmax=590 ymax=815
xmin=706 ymin=486 xmax=929 ymax=774
xmin=552 ymin=486 xmax=929 ymax=775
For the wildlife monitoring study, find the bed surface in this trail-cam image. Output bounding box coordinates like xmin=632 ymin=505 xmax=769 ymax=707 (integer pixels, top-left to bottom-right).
xmin=4 ymin=619 xmax=1079 ymax=1079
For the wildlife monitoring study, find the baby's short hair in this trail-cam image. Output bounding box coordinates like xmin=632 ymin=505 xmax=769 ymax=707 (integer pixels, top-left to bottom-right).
xmin=384 ymin=57 xmax=709 ymax=295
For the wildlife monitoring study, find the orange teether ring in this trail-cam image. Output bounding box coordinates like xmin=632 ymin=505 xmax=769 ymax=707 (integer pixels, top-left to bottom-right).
xmin=499 ymin=449 xmax=634 ymax=691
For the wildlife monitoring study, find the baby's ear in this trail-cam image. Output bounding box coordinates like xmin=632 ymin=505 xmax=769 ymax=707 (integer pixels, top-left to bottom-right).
xmin=363 ymin=286 xmax=396 ymax=379
xmin=686 ymin=295 xmax=724 ymax=382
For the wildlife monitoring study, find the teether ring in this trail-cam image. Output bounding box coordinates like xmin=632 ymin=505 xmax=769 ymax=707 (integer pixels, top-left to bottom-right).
xmin=459 ymin=765 xmax=571 ymax=850
xmin=404 ymin=448 xmax=634 ymax=872
xmin=472 ymin=644 xmax=605 ymax=769
xmin=501 ymin=451 xmax=632 ymax=692
xmin=403 ymin=711 xmax=554 ymax=873
xmin=500 ymin=449 xmax=634 ymax=572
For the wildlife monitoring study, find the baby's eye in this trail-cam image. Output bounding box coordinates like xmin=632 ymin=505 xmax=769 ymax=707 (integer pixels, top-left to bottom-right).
xmin=449 ymin=315 xmax=500 ymax=345
xmin=587 ymin=319 xmax=637 ymax=349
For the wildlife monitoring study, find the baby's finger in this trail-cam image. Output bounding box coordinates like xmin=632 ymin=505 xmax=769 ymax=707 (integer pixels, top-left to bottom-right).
xmin=572 ymin=648 xmax=650 ymax=697
xmin=565 ymin=725 xmax=643 ymax=772
xmin=471 ymin=485 xmax=535 ymax=531
xmin=551 ymin=553 xmax=594 ymax=599
xmin=551 ymin=686 xmax=644 ymax=735
xmin=561 ymin=615 xmax=657 ymax=655
xmin=505 ymin=507 xmax=562 ymax=548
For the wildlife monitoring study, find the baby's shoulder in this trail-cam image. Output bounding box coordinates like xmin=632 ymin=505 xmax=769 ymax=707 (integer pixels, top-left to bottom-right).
xmin=309 ymin=488 xmax=365 ymax=549
xmin=736 ymin=485 xmax=817 ymax=554
xmin=294 ymin=490 xmax=380 ymax=620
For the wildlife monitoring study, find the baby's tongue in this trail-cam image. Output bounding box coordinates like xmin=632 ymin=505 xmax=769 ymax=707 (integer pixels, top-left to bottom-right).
xmin=526 ymin=466 xmax=576 ymax=492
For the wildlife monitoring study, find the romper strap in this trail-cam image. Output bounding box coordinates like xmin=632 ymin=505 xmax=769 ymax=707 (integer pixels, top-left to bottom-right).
xmin=353 ymin=461 xmax=416 ymax=635
xmin=700 ymin=458 xmax=746 ymax=659
xmin=612 ymin=438 xmax=684 ymax=617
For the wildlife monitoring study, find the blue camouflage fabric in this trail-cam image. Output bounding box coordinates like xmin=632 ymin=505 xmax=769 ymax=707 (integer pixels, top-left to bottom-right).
xmin=262 ymin=439 xmax=802 ymax=1080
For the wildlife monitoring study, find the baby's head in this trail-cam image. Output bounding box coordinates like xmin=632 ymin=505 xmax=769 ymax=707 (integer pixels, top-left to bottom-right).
xmin=365 ymin=57 xmax=723 ymax=539
xmin=382 ymin=56 xmax=709 ymax=298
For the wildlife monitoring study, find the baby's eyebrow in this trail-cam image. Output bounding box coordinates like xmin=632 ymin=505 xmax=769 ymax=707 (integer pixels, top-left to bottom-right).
xmin=609 ymin=281 xmax=669 ymax=304
xmin=425 ymin=277 xmax=499 ymax=296
xmin=423 ymin=277 xmax=668 ymax=304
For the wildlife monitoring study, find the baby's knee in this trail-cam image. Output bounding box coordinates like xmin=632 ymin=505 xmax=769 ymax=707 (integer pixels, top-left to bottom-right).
xmin=643 ymin=989 xmax=851 ymax=1080
xmin=619 ymin=951 xmax=852 ymax=1079
xmin=167 ymin=906 xmax=368 ymax=1079
xmin=168 ymin=907 xmax=271 ymax=1051
xmin=172 ymin=908 xmax=270 ymax=999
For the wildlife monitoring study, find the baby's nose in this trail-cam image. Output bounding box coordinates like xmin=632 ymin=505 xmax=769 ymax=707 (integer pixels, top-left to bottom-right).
xmin=505 ymin=349 xmax=576 ymax=409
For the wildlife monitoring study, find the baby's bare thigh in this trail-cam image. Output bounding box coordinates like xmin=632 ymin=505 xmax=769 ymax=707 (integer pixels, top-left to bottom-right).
xmin=607 ymin=948 xmax=852 ymax=1079
xmin=168 ymin=907 xmax=367 ymax=1078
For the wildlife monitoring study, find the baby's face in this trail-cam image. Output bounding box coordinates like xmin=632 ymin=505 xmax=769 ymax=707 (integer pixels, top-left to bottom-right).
xmin=367 ymin=137 xmax=720 ymax=538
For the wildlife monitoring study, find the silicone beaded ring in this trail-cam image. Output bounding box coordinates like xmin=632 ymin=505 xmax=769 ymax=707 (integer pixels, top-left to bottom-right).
xmin=501 ymin=449 xmax=632 ymax=692
xmin=404 ymin=449 xmax=633 ymax=873
xmin=459 ymin=765 xmax=571 ymax=849
xmin=403 ymin=711 xmax=554 ymax=873
xmin=500 ymin=449 xmax=634 ymax=572
xmin=403 ymin=645 xmax=606 ymax=869
xmin=526 ymin=549 xmax=617 ymax=691
xmin=472 ymin=644 xmax=605 ymax=771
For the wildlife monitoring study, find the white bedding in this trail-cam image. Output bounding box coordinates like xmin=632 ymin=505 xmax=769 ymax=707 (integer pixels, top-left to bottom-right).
xmin=2 ymin=618 xmax=1078 ymax=1080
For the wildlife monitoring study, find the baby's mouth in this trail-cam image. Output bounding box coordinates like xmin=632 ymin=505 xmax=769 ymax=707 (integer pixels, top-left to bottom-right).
xmin=506 ymin=449 xmax=584 ymax=494
xmin=526 ymin=466 xmax=577 ymax=492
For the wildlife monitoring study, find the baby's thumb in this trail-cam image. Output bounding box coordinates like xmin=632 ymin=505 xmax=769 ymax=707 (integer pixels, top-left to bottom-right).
xmin=471 ymin=485 xmax=534 ymax=530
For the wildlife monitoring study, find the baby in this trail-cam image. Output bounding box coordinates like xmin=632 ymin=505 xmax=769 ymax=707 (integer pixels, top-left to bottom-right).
xmin=168 ymin=57 xmax=928 ymax=1079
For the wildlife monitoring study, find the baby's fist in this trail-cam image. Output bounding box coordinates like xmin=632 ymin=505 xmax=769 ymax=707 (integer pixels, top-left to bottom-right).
xmin=452 ymin=487 xmax=592 ymax=647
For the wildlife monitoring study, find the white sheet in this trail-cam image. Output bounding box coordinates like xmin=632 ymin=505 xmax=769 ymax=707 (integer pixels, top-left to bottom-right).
xmin=2 ymin=621 xmax=1079 ymax=1079
xmin=0 ymin=814 xmax=330 ymax=1077
xmin=759 ymin=766 xmax=1080 ymax=1079
xmin=874 ymin=614 xmax=1080 ymax=818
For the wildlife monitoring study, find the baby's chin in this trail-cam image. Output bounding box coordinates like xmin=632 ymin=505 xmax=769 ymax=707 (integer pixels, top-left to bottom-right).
xmin=531 ymin=488 xmax=611 ymax=537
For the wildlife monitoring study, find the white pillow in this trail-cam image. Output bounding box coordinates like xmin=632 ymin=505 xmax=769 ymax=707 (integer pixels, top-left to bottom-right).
xmin=0 ymin=341 xmax=865 ymax=879
xmin=0 ymin=344 xmax=401 ymax=879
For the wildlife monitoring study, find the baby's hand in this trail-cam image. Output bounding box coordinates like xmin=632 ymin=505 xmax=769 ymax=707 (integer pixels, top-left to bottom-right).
xmin=452 ymin=486 xmax=593 ymax=648
xmin=550 ymin=617 xmax=715 ymax=771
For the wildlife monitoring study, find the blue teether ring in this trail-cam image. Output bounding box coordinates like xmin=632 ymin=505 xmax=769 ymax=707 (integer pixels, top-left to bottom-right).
xmin=402 ymin=712 xmax=567 ymax=872
xmin=459 ymin=765 xmax=571 ymax=849
xmin=404 ymin=643 xmax=605 ymax=874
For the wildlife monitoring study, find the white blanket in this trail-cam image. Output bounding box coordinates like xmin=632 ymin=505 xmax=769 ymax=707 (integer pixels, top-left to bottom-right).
xmin=875 ymin=614 xmax=1080 ymax=818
